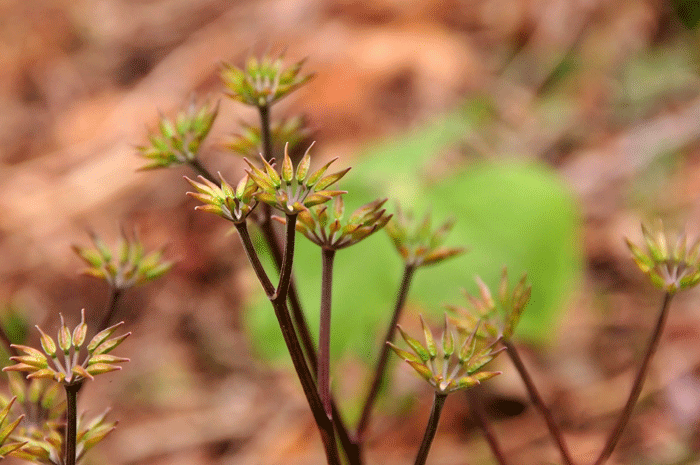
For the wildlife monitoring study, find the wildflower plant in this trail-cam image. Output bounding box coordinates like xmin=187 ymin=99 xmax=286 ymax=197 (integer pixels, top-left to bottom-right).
xmin=0 ymin=396 xmax=26 ymax=459
xmin=130 ymin=50 xmax=696 ymax=465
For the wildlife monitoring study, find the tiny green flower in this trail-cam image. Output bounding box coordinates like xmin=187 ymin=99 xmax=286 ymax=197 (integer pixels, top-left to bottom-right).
xmin=223 ymin=116 xmax=310 ymax=158
xmin=244 ymin=142 xmax=348 ymax=215
xmin=388 ymin=315 xmax=502 ymax=395
xmin=447 ymin=268 xmax=531 ymax=341
xmin=137 ymin=100 xmax=219 ymax=171
xmin=384 ymin=205 xmax=466 ymax=267
xmin=3 ymin=310 xmax=130 ymax=385
xmin=221 ymin=53 xmax=313 ymax=107
xmin=186 ymin=172 xmax=258 ymax=224
xmin=72 ymin=230 xmax=172 ymax=290
xmin=626 ymin=221 xmax=700 ymax=294
xmin=275 ymin=196 xmax=392 ymax=250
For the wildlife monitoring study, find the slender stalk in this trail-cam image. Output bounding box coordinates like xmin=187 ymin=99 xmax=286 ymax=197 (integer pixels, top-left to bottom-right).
xmin=319 ymin=248 xmax=336 ymax=418
xmin=273 ymin=214 xmax=298 ymax=303
xmin=414 ymin=392 xmax=448 ymax=465
xmin=64 ymin=382 xmax=82 ymax=465
xmin=356 ymin=264 xmax=417 ymax=441
xmin=97 ymin=287 xmax=123 ymax=332
xmin=593 ymin=292 xmax=674 ymax=465
xmin=235 ymin=223 xmax=275 ymax=297
xmin=258 ymin=104 xmax=273 ymax=162
xmin=189 ymin=158 xmax=216 ymax=182
xmin=503 ymin=340 xmax=574 ymax=465
xmin=467 ymin=387 xmax=509 ymax=465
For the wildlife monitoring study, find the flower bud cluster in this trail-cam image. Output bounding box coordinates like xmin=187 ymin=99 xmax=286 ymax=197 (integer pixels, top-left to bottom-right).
xmin=72 ymin=230 xmax=172 ymax=290
xmin=224 ymin=116 xmax=310 ymax=158
xmin=186 ymin=173 xmax=258 ymax=224
xmin=137 ymin=100 xmax=219 ymax=170
xmin=277 ymin=196 xmax=391 ymax=250
xmin=384 ymin=206 xmax=465 ymax=267
xmin=245 ymin=143 xmax=348 ymax=215
xmin=626 ymin=222 xmax=700 ymax=294
xmin=221 ymin=54 xmax=313 ymax=107
xmin=389 ymin=315 xmax=502 ymax=395
xmin=447 ymin=268 xmax=531 ymax=341
xmin=3 ymin=310 xmax=130 ymax=385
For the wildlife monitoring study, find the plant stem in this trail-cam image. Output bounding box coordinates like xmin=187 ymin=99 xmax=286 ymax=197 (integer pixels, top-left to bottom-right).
xmin=414 ymin=392 xmax=447 ymax=465
xmin=97 ymin=287 xmax=123 ymax=332
xmin=189 ymin=158 xmax=216 ymax=182
xmin=273 ymin=214 xmax=298 ymax=303
xmin=319 ymin=248 xmax=336 ymax=418
xmin=235 ymin=223 xmax=275 ymax=297
xmin=64 ymin=382 xmax=82 ymax=465
xmin=356 ymin=264 xmax=416 ymax=441
xmin=467 ymin=387 xmax=509 ymax=465
xmin=503 ymin=340 xmax=574 ymax=465
xmin=258 ymin=104 xmax=272 ymax=162
xmin=593 ymin=292 xmax=674 ymax=465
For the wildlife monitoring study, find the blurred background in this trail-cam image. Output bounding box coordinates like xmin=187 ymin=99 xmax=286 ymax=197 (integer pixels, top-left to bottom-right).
xmin=2 ymin=0 xmax=700 ymax=464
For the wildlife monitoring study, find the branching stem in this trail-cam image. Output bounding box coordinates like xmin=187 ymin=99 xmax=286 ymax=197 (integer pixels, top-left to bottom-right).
xmin=503 ymin=339 xmax=575 ymax=465
xmin=319 ymin=248 xmax=336 ymax=418
xmin=414 ymin=392 xmax=447 ymax=465
xmin=467 ymin=387 xmax=509 ymax=465
xmin=64 ymin=382 xmax=82 ymax=465
xmin=235 ymin=223 xmax=275 ymax=297
xmin=593 ymin=292 xmax=674 ymax=465
xmin=98 ymin=287 xmax=123 ymax=332
xmin=189 ymin=158 xmax=216 ymax=182
xmin=356 ymin=264 xmax=416 ymax=441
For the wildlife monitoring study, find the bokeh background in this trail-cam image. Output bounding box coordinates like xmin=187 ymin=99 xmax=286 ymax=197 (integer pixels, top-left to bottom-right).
xmin=2 ymin=0 xmax=700 ymax=464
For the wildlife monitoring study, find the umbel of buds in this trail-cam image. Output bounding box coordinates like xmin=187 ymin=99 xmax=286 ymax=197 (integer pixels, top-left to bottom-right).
xmin=11 ymin=408 xmax=117 ymax=465
xmin=3 ymin=310 xmax=130 ymax=385
xmin=72 ymin=230 xmax=173 ymax=291
xmin=384 ymin=205 xmax=465 ymax=268
xmin=626 ymin=222 xmax=700 ymax=294
xmin=186 ymin=173 xmax=259 ymax=224
xmin=276 ymin=196 xmax=392 ymax=250
xmin=221 ymin=54 xmax=313 ymax=107
xmin=389 ymin=315 xmax=502 ymax=395
xmin=137 ymin=100 xmax=219 ymax=170
xmin=448 ymin=268 xmax=531 ymax=341
xmin=245 ymin=143 xmax=349 ymax=214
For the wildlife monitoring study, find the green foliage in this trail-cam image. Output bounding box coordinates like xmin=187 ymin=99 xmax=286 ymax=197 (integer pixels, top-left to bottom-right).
xmin=245 ymin=106 xmax=582 ymax=364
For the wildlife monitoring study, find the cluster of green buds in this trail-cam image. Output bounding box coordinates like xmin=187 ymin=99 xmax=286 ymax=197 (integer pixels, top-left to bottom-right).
xmin=136 ymin=100 xmax=219 ymax=170
xmin=275 ymin=196 xmax=391 ymax=250
xmin=186 ymin=173 xmax=258 ymax=224
xmin=389 ymin=315 xmax=502 ymax=395
xmin=245 ymin=143 xmax=348 ymax=215
xmin=12 ymin=408 xmax=117 ymax=465
xmin=223 ymin=116 xmax=310 ymax=158
xmin=221 ymin=54 xmax=313 ymax=107
xmin=0 ymin=396 xmax=26 ymax=458
xmin=4 ymin=376 xmax=64 ymax=435
xmin=447 ymin=268 xmax=531 ymax=341
xmin=3 ymin=310 xmax=130 ymax=385
xmin=384 ymin=205 xmax=465 ymax=268
xmin=626 ymin=222 xmax=700 ymax=294
xmin=72 ymin=230 xmax=173 ymax=291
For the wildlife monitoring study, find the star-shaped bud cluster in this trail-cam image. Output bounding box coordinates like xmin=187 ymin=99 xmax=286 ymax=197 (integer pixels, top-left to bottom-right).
xmin=389 ymin=315 xmax=502 ymax=395
xmin=186 ymin=173 xmax=258 ymax=224
xmin=245 ymin=143 xmax=348 ymax=215
xmin=626 ymin=221 xmax=700 ymax=294
xmin=223 ymin=116 xmax=310 ymax=158
xmin=72 ymin=230 xmax=172 ymax=291
xmin=276 ymin=196 xmax=391 ymax=250
xmin=384 ymin=205 xmax=465 ymax=268
xmin=3 ymin=310 xmax=130 ymax=385
xmin=447 ymin=268 xmax=531 ymax=341
xmin=137 ymin=100 xmax=219 ymax=170
xmin=221 ymin=54 xmax=313 ymax=107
